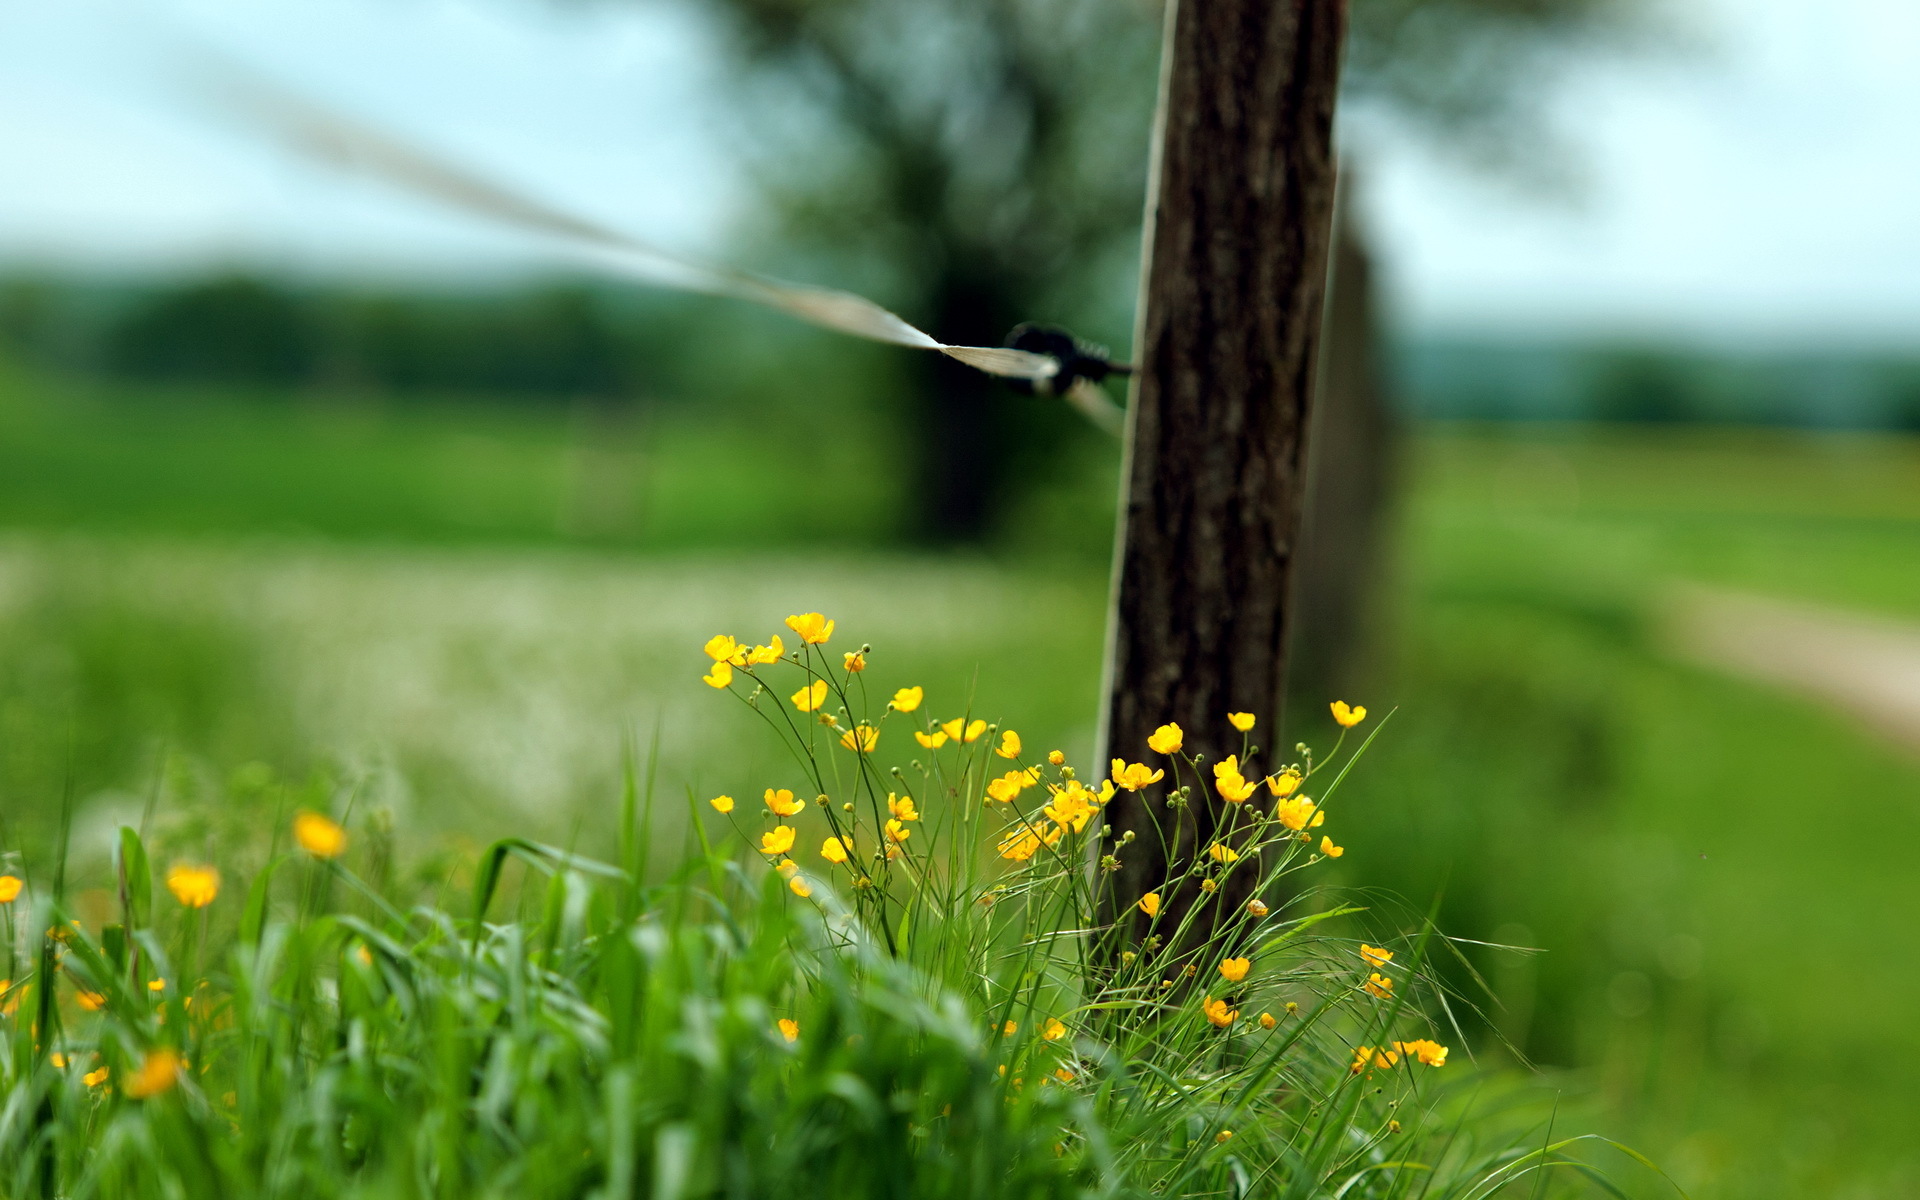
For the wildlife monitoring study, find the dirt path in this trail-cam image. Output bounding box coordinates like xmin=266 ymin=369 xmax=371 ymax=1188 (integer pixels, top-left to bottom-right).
xmin=1666 ymin=587 xmax=1920 ymax=754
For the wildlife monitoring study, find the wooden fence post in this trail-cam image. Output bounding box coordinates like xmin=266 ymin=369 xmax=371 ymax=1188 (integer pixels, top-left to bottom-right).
xmin=1098 ymin=0 xmax=1348 ymax=940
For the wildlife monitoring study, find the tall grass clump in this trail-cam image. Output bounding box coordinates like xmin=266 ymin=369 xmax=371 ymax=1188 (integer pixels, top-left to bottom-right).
xmin=0 ymin=611 xmax=1655 ymax=1198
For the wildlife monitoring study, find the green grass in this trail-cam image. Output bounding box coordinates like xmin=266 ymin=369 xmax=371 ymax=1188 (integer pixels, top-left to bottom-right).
xmin=2 ymin=359 xmax=1918 ymax=1195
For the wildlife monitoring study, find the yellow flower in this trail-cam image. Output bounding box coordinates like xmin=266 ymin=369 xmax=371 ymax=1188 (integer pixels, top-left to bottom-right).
xmin=843 ymin=651 xmax=866 ymax=672
xmin=1364 ymin=972 xmax=1394 ymax=998
xmin=1258 ymin=1011 xmax=1276 ymax=1029
xmin=746 ymin=635 xmax=785 ymax=665
xmin=1138 ymin=892 xmax=1161 ymax=918
xmin=84 ymin=1066 xmax=110 ymax=1088
xmin=941 ymin=717 xmax=988 ymax=743
xmin=891 ymin=686 xmax=924 ymax=712
xmin=764 ymin=788 xmax=805 ymax=817
xmin=1215 ymin=1129 xmax=1234 ymax=1144
xmin=1207 ymin=842 xmax=1239 ymax=864
xmin=710 ymin=795 xmax=735 ymax=814
xmin=1218 ymin=957 xmax=1250 ymax=983
xmin=1110 ymin=759 xmax=1164 ymax=791
xmin=1146 ymin=723 xmax=1183 ymax=755
xmin=703 ymin=634 xmax=747 ymax=665
xmin=985 ymin=769 xmax=1038 ymax=803
xmin=1266 ymin=769 xmax=1302 ymax=797
xmin=887 ymin=793 xmax=919 ymax=822
xmin=0 ymin=876 xmax=21 ymax=904
xmin=914 ymin=728 xmax=949 ymax=749
xmin=778 ymin=1018 xmax=799 ymax=1043
xmin=165 ymin=864 xmax=219 ymax=909
xmin=1331 ymin=700 xmax=1367 ymax=728
xmin=788 ymin=875 xmax=813 ymax=898
xmin=1275 ymin=795 xmax=1322 ymax=831
xmin=1360 ymin=944 xmax=1394 ymax=968
xmin=791 ymin=679 xmax=829 ymax=712
xmin=1047 ymin=750 xmax=1065 ymax=766
xmin=1053 ymin=1067 xmax=1075 ymax=1083
xmin=1043 ymin=783 xmax=1098 ymax=834
xmin=1320 ymin=836 xmax=1344 ymax=858
xmin=1199 ymin=878 xmax=1218 ymax=894
xmin=839 ymin=723 xmax=879 ymax=753
xmin=74 ymin=988 xmax=105 ymax=1011
xmin=1042 ymin=1018 xmax=1067 ymax=1041
xmin=995 ymin=729 xmax=1022 ymax=759
xmin=785 ymin=612 xmax=835 ymax=644
xmin=1245 ymin=899 xmax=1268 ymax=918
xmin=1202 ymin=997 xmax=1238 ymax=1028
xmin=148 ymin=979 xmax=165 ymax=992
xmin=884 ymin=818 xmax=912 ymax=844
xmin=294 ymin=812 xmax=348 ymax=859
xmin=821 ymin=836 xmax=854 ymax=864
xmin=760 ymin=826 xmax=797 ymax=856
xmin=1228 ymin=712 xmax=1255 ymax=732
xmin=124 ymin=1048 xmax=181 ymax=1099
xmin=1212 ymin=756 xmax=1257 ymax=803
xmin=1001 ymin=1020 xmax=1018 ymax=1035
xmin=997 ymin=824 xmax=1061 ymax=862
xmin=1350 ymin=1045 xmax=1400 ymax=1073
xmin=775 ymin=858 xmax=799 ymax=878
xmin=701 ymin=661 xmax=733 ymax=688
xmin=1394 ymin=1038 xmax=1449 ymax=1067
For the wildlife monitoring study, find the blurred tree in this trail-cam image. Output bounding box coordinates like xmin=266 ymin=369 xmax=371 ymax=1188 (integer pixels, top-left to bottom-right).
xmin=1585 ymin=349 xmax=1704 ymax=424
xmin=107 ymin=276 xmax=319 ymax=387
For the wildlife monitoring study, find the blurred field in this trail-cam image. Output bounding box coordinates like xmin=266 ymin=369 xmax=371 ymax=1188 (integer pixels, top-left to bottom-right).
xmin=1 ymin=358 xmax=1917 ymax=1196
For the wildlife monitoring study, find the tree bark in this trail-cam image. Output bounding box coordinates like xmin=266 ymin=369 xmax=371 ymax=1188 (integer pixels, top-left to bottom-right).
xmin=1098 ymin=0 xmax=1347 ymax=943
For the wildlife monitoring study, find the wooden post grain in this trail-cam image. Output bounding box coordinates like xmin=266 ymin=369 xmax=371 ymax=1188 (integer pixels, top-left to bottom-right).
xmin=1099 ymin=0 xmax=1347 ymax=940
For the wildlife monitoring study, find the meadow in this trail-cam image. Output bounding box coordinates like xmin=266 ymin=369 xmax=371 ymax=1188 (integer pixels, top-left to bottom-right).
xmin=1 ymin=357 xmax=1917 ymax=1196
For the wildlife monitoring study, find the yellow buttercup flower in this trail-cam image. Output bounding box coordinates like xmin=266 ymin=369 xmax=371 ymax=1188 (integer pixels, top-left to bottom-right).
xmin=84 ymin=1066 xmax=110 ymax=1088
xmin=778 ymin=1018 xmax=799 ymax=1043
xmin=985 ymin=769 xmax=1039 ymax=803
xmin=1228 ymin=712 xmax=1255 ymax=732
xmin=1364 ymin=972 xmax=1394 ymax=998
xmin=1202 ymin=997 xmax=1238 ymax=1028
xmin=821 ymin=836 xmax=854 ymax=864
xmin=843 ymin=651 xmax=866 ymax=673
xmin=840 ymin=723 xmax=879 ymax=753
xmin=1215 ymin=1129 xmax=1234 ymax=1144
xmin=887 ymin=793 xmax=919 ymax=822
xmin=1360 ymin=944 xmax=1393 ymax=968
xmin=1245 ymin=899 xmax=1268 ymax=918
xmin=1394 ymin=1038 xmax=1449 ymax=1067
xmin=1350 ymin=1045 xmax=1400 ymax=1073
xmin=710 ymin=795 xmax=735 ymax=813
xmin=1266 ymin=768 xmax=1302 ymax=797
xmin=1331 ymin=700 xmax=1367 ymax=728
xmin=1207 ymin=842 xmax=1239 ymax=864
xmin=148 ymin=979 xmax=165 ymax=992
xmin=1138 ymin=892 xmax=1161 ymax=918
xmin=1043 ymin=782 xmax=1097 ymax=833
xmin=165 ymin=864 xmax=219 ymax=909
xmin=914 ymin=728 xmax=948 ymax=749
xmin=884 ymin=818 xmax=912 ymax=844
xmin=763 ymin=788 xmax=804 ymax=817
xmin=0 ymin=876 xmax=22 ymax=904
xmin=1047 ymin=750 xmax=1065 ymax=766
xmin=1258 ymin=1011 xmax=1276 ymax=1029
xmin=788 ymin=875 xmax=813 ymax=898
xmin=775 ymin=859 xmax=799 ymax=878
xmin=1275 ymin=795 xmax=1322 ymax=831
xmin=995 ymin=729 xmax=1021 ymax=759
xmin=1146 ymin=723 xmax=1183 ymax=755
xmin=124 ymin=1049 xmax=182 ymax=1099
xmin=703 ymin=634 xmax=747 ymax=665
xmin=294 ymin=812 xmax=348 ymax=859
xmin=941 ymin=717 xmax=988 ymax=743
xmin=785 ymin=612 xmax=835 ymax=644
xmin=1218 ymin=957 xmax=1250 ymax=983
xmin=746 ymin=635 xmax=785 ymax=665
xmin=1110 ymin=759 xmax=1164 ymax=791
xmin=1199 ymin=878 xmax=1218 ymax=894
xmin=891 ymin=686 xmax=924 ymax=712
xmin=1212 ymin=756 xmax=1257 ymax=803
xmin=76 ymin=990 xmax=106 ymax=1011
xmin=760 ymin=826 xmax=797 ymax=856
xmin=1320 ymin=836 xmax=1344 ymax=858
xmin=1042 ymin=1018 xmax=1067 ymax=1041
xmin=701 ymin=661 xmax=733 ymax=688
xmin=790 ymin=679 xmax=829 ymax=712
xmin=997 ymin=824 xmax=1061 ymax=862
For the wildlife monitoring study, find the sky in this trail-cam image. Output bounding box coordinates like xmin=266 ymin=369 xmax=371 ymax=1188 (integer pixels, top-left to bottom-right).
xmin=2 ymin=0 xmax=1918 ymax=349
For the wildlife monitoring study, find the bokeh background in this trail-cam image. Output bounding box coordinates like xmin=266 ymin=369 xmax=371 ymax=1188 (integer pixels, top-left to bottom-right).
xmin=3 ymin=0 xmax=1917 ymax=1195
